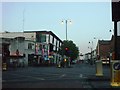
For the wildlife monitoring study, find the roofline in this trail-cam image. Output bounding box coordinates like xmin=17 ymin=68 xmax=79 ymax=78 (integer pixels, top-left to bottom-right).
xmin=24 ymin=31 xmax=63 ymax=44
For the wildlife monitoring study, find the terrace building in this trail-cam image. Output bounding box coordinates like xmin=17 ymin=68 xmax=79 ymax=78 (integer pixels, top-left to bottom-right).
xmin=24 ymin=31 xmax=63 ymax=66
xmin=0 ymin=31 xmax=63 ymax=67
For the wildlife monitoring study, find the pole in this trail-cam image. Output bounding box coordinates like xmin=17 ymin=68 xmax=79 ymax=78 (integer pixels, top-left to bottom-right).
xmin=91 ymin=47 xmax=92 ymax=65
xmin=89 ymin=41 xmax=93 ymax=65
xmin=65 ymin=20 xmax=67 ymax=40
xmin=92 ymin=41 xmax=93 ymax=64
xmin=114 ymin=21 xmax=118 ymax=60
xmin=23 ymin=8 xmax=25 ymax=33
xmin=98 ymin=40 xmax=99 ymax=59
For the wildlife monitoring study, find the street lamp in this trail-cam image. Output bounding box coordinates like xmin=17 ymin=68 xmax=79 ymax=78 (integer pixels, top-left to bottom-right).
xmin=88 ymin=41 xmax=93 ymax=52
xmin=61 ymin=20 xmax=72 ymax=67
xmin=109 ymin=29 xmax=113 ymax=33
xmin=61 ymin=20 xmax=72 ymax=40
xmin=88 ymin=41 xmax=93 ymax=65
xmin=109 ymin=29 xmax=114 ymax=35
xmin=94 ymin=37 xmax=100 ymax=60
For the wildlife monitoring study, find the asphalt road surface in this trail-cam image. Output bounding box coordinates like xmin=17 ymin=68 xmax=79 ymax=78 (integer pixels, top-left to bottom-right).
xmin=2 ymin=63 xmax=118 ymax=89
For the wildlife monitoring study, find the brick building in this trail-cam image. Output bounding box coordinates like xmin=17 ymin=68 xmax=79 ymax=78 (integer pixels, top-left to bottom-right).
xmin=96 ymin=35 xmax=120 ymax=62
xmin=109 ymin=35 xmax=120 ymax=60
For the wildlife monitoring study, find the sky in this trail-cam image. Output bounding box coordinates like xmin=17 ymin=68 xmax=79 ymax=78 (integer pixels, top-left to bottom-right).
xmin=1 ymin=0 xmax=120 ymax=54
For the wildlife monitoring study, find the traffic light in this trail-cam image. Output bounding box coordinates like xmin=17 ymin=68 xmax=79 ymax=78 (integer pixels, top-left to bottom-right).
xmin=65 ymin=47 xmax=69 ymax=55
xmin=65 ymin=47 xmax=68 ymax=51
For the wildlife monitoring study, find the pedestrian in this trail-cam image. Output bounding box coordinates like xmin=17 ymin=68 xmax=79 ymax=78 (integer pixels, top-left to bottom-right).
xmin=16 ymin=49 xmax=19 ymax=56
xmin=15 ymin=49 xmax=19 ymax=68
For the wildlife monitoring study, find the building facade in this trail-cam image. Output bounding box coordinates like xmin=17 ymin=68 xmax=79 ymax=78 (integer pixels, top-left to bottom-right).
xmin=1 ymin=31 xmax=63 ymax=67
xmin=97 ymin=40 xmax=111 ymax=60
xmin=1 ymin=32 xmax=26 ymax=67
xmin=24 ymin=31 xmax=63 ymax=66
xmin=95 ymin=35 xmax=120 ymax=64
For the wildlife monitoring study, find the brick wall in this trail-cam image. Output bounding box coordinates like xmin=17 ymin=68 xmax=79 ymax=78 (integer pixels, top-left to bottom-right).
xmin=97 ymin=35 xmax=120 ymax=60
xmin=99 ymin=41 xmax=110 ymax=60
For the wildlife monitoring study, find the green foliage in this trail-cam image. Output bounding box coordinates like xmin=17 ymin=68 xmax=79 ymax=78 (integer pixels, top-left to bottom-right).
xmin=59 ymin=40 xmax=79 ymax=60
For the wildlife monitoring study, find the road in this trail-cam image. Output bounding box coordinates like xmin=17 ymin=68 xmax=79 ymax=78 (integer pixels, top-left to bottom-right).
xmin=2 ymin=63 xmax=119 ymax=89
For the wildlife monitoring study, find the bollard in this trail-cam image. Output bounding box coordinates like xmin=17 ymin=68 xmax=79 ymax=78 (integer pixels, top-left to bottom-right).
xmin=2 ymin=63 xmax=7 ymax=71
xmin=110 ymin=60 xmax=120 ymax=87
xmin=68 ymin=61 xmax=70 ymax=67
xmin=58 ymin=61 xmax=61 ymax=68
xmin=95 ymin=60 xmax=103 ymax=76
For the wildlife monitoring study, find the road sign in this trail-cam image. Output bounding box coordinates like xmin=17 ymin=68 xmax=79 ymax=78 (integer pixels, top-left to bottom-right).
xmin=113 ymin=62 xmax=120 ymax=70
xmin=111 ymin=60 xmax=120 ymax=86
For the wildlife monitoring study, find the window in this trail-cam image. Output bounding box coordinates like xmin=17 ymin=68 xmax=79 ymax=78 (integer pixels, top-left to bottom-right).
xmin=28 ymin=43 xmax=34 ymax=49
xmin=36 ymin=33 xmax=46 ymax=43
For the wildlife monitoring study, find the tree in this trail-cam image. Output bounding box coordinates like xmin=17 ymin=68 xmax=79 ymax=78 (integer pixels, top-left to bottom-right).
xmin=59 ymin=40 xmax=79 ymax=60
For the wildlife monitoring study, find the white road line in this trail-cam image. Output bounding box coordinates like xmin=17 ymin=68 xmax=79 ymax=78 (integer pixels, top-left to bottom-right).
xmin=82 ymin=77 xmax=87 ymax=79
xmin=59 ymin=74 xmax=66 ymax=78
xmin=61 ymin=74 xmax=66 ymax=77
xmin=79 ymin=74 xmax=83 ymax=78
xmin=4 ymin=73 xmax=45 ymax=81
xmin=79 ymin=74 xmax=87 ymax=79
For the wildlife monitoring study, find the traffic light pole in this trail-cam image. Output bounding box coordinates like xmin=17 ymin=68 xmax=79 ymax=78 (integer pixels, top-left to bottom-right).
xmin=114 ymin=21 xmax=118 ymax=60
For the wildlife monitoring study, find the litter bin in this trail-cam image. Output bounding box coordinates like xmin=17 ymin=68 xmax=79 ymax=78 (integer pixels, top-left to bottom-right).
xmin=95 ymin=60 xmax=103 ymax=76
xmin=110 ymin=60 xmax=120 ymax=87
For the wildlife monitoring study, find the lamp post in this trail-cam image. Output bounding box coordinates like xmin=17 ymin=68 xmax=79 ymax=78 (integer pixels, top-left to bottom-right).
xmin=115 ymin=16 xmax=119 ymax=60
xmin=88 ymin=41 xmax=93 ymax=65
xmin=61 ymin=20 xmax=72 ymax=67
xmin=61 ymin=20 xmax=72 ymax=40
xmin=109 ymin=29 xmax=114 ymax=60
xmin=94 ymin=37 xmax=100 ymax=60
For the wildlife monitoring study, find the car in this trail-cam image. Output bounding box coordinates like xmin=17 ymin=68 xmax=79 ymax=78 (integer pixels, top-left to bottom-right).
xmin=71 ymin=60 xmax=77 ymax=64
xmin=102 ymin=60 xmax=110 ymax=65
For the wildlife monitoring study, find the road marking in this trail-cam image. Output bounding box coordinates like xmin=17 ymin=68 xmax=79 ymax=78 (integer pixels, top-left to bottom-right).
xmin=79 ymin=74 xmax=83 ymax=78
xmin=83 ymin=85 xmax=92 ymax=88
xmin=62 ymin=74 xmax=66 ymax=77
xmin=4 ymin=73 xmax=45 ymax=81
xmin=59 ymin=74 xmax=66 ymax=78
xmin=82 ymin=76 xmax=87 ymax=79
xmin=79 ymin=74 xmax=87 ymax=79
